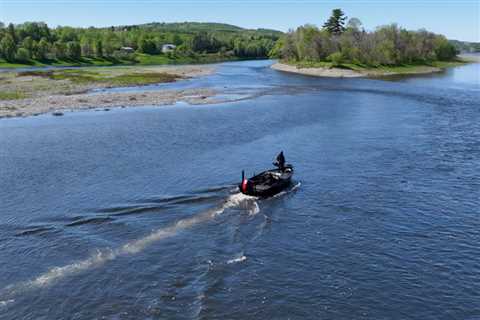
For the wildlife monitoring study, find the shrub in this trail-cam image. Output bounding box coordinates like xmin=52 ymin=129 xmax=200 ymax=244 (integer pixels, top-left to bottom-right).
xmin=15 ymin=47 xmax=31 ymax=63
xmin=327 ymin=52 xmax=344 ymax=67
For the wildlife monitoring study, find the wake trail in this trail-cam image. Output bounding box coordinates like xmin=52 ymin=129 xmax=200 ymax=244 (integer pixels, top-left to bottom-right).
xmin=271 ymin=182 xmax=302 ymax=198
xmin=0 ymin=192 xmax=258 ymax=303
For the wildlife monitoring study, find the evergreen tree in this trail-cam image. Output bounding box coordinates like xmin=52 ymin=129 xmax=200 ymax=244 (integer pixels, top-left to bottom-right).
xmin=7 ymin=23 xmax=17 ymax=44
xmin=323 ymin=9 xmax=347 ymax=35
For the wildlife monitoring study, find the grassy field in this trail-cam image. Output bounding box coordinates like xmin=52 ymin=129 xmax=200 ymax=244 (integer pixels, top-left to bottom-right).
xmin=0 ymin=57 xmax=135 ymax=68
xmin=0 ymin=53 xmax=241 ymax=69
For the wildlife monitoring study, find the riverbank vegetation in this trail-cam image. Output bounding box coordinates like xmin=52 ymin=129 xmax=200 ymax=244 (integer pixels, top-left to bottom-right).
xmin=0 ymin=22 xmax=280 ymax=68
xmin=271 ymin=9 xmax=462 ymax=73
xmin=16 ymin=69 xmax=179 ymax=85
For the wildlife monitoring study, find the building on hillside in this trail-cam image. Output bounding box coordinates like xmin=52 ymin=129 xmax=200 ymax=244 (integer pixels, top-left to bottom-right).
xmin=120 ymin=47 xmax=135 ymax=53
xmin=162 ymin=44 xmax=176 ymax=53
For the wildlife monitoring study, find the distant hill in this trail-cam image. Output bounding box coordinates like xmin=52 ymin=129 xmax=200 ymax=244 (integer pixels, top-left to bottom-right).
xmin=449 ymin=40 xmax=480 ymax=53
xmin=118 ymin=22 xmax=283 ymax=37
xmin=0 ymin=21 xmax=284 ymax=67
xmin=136 ymin=22 xmax=244 ymax=33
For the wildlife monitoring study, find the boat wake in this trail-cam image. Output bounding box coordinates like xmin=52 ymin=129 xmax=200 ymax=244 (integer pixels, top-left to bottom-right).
xmin=0 ymin=192 xmax=259 ymax=302
xmin=227 ymin=253 xmax=247 ymax=264
xmin=0 ymin=299 xmax=14 ymax=308
xmin=271 ymin=182 xmax=302 ymax=198
xmin=0 ymin=183 xmax=301 ymax=304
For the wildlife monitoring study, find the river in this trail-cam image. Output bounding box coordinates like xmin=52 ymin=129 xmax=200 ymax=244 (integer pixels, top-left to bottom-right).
xmin=0 ymin=60 xmax=479 ymax=319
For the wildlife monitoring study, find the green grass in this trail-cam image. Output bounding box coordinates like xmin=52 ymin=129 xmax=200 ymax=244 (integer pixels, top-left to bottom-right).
xmin=0 ymin=57 xmax=137 ymax=69
xmin=429 ymin=60 xmax=467 ymax=68
xmin=134 ymin=54 xmax=178 ymax=65
xmin=285 ymin=58 xmax=468 ymax=75
xmin=0 ymin=53 xmax=242 ymax=69
xmin=134 ymin=53 xmax=241 ymax=65
xmin=290 ymin=60 xmax=334 ymax=69
xmin=0 ymin=58 xmax=45 ymax=68
xmin=359 ymin=60 xmax=467 ymax=75
xmin=16 ymin=69 xmax=179 ymax=86
xmin=18 ymin=69 xmax=105 ymax=83
xmin=0 ymin=91 xmax=27 ymax=100
xmin=107 ymin=72 xmax=178 ymax=86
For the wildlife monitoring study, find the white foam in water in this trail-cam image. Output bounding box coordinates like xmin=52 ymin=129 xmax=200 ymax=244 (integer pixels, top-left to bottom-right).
xmin=0 ymin=299 xmax=14 ymax=308
xmin=291 ymin=182 xmax=302 ymax=191
xmin=250 ymin=202 xmax=260 ymax=216
xmin=29 ymin=249 xmax=116 ymax=288
xmin=227 ymin=255 xmax=247 ymax=264
xmin=213 ymin=193 xmax=258 ymax=216
xmin=1 ymin=193 xmax=259 ymax=298
xmin=272 ymin=182 xmax=302 ymax=198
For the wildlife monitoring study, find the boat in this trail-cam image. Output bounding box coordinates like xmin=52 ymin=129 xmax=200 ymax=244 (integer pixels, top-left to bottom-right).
xmin=239 ymin=155 xmax=294 ymax=197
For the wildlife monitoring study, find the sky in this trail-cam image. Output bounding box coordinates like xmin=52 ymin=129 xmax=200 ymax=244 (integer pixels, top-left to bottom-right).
xmin=0 ymin=0 xmax=479 ymax=42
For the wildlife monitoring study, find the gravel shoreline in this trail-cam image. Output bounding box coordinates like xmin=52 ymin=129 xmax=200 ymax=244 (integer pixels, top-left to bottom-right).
xmin=270 ymin=62 xmax=447 ymax=78
xmin=0 ymin=65 xmax=216 ymax=119
xmin=271 ymin=62 xmax=363 ymax=78
xmin=0 ymin=88 xmax=218 ymax=118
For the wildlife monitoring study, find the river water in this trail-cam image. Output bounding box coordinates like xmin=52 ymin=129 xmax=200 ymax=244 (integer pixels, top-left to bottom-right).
xmin=0 ymin=60 xmax=479 ymax=319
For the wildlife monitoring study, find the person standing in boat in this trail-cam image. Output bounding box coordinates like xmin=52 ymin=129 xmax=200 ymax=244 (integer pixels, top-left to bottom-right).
xmin=274 ymin=151 xmax=286 ymax=171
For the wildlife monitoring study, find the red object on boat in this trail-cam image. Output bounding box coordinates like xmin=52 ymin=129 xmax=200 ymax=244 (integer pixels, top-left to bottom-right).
xmin=241 ymin=179 xmax=248 ymax=192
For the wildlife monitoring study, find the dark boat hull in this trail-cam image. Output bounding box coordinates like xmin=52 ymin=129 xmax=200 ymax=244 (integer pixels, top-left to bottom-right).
xmin=239 ymin=165 xmax=293 ymax=197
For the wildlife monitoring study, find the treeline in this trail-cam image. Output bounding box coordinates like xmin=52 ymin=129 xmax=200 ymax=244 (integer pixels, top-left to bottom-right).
xmin=449 ymin=40 xmax=480 ymax=53
xmin=0 ymin=21 xmax=280 ymax=63
xmin=272 ymin=9 xmax=458 ymax=66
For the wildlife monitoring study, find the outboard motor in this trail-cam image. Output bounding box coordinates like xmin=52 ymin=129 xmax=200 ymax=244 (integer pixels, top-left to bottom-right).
xmin=240 ymin=170 xmax=252 ymax=194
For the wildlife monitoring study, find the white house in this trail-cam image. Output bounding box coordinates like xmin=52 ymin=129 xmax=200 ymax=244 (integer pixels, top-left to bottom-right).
xmin=120 ymin=47 xmax=135 ymax=53
xmin=162 ymin=44 xmax=176 ymax=53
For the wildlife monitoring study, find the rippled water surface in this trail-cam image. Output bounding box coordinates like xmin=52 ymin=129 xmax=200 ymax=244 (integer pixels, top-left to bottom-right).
xmin=0 ymin=60 xmax=479 ymax=319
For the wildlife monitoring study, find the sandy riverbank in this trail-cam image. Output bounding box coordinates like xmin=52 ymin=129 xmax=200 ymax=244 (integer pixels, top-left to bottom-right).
xmin=270 ymin=62 xmax=452 ymax=78
xmin=459 ymin=53 xmax=480 ymax=62
xmin=271 ymin=62 xmax=363 ymax=78
xmin=0 ymin=64 xmax=216 ymax=118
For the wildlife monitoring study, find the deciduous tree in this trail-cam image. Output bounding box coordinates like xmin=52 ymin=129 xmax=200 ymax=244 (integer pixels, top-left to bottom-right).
xmin=0 ymin=34 xmax=16 ymax=61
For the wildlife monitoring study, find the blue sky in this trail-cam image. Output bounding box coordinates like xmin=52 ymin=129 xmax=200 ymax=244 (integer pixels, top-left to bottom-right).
xmin=1 ymin=0 xmax=479 ymax=42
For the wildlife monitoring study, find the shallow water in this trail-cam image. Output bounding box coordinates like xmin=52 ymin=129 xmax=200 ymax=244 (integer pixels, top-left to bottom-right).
xmin=0 ymin=60 xmax=479 ymax=319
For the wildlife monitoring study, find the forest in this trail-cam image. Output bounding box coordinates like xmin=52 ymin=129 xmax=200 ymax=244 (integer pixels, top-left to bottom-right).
xmin=0 ymin=22 xmax=281 ymax=65
xmin=271 ymin=9 xmax=460 ymax=67
xmin=0 ymin=13 xmax=472 ymax=68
